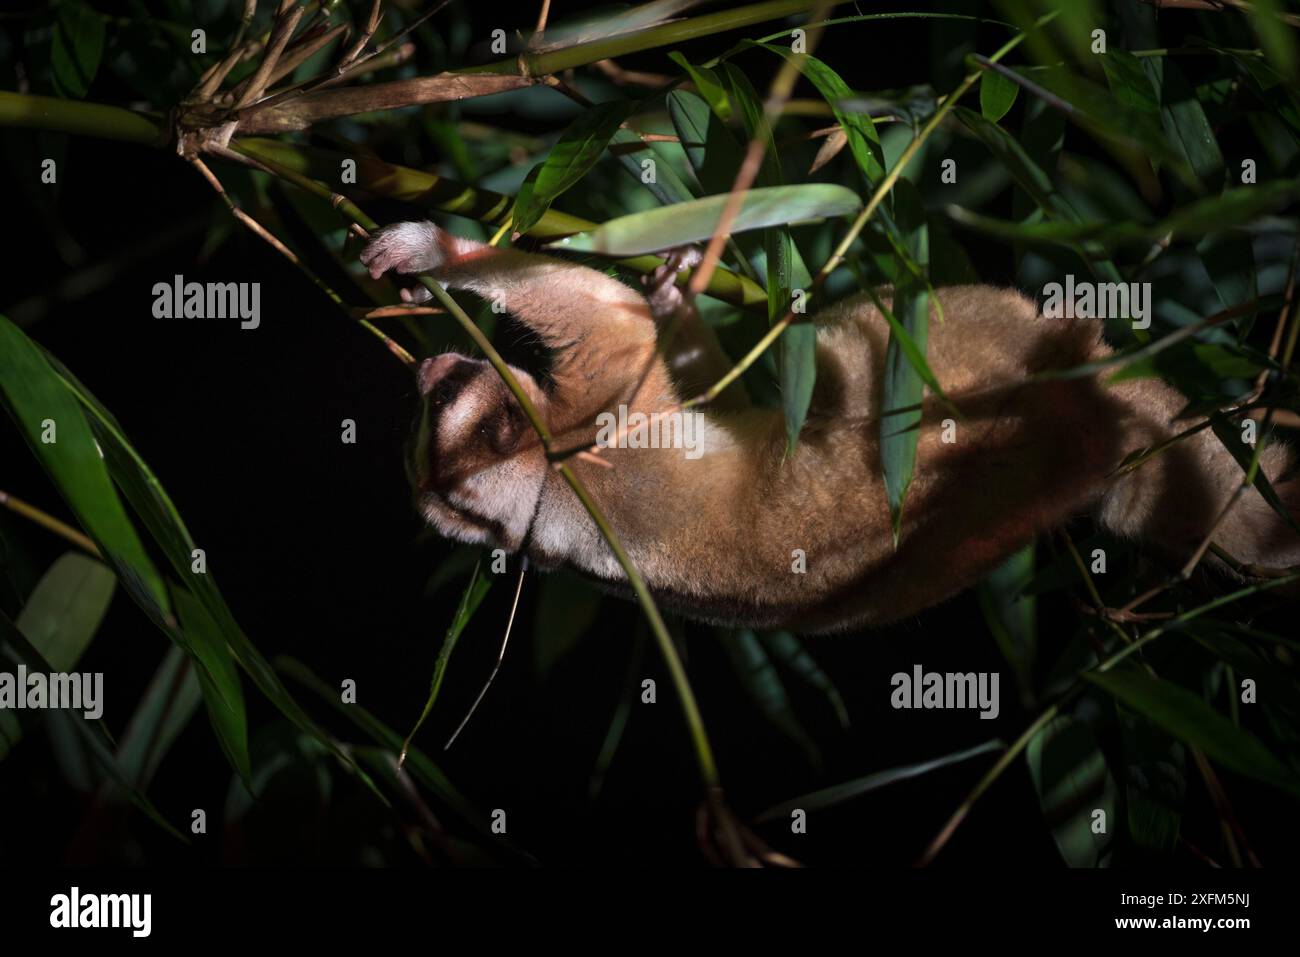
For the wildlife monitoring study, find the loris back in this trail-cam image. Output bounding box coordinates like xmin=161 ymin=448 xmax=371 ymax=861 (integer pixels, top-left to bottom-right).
xmin=362 ymin=221 xmax=1300 ymax=634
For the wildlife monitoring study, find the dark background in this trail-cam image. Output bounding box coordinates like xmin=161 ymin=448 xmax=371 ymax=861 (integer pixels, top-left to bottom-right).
xmin=1 ymin=0 xmax=1297 ymax=868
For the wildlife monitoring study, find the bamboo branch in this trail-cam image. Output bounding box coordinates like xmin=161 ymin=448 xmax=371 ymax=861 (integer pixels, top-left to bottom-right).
xmin=461 ymin=0 xmax=828 ymax=76
xmin=0 ymin=489 xmax=101 ymax=557
xmin=238 ymin=74 xmax=539 ymax=133
xmin=0 ymin=91 xmax=160 ymax=145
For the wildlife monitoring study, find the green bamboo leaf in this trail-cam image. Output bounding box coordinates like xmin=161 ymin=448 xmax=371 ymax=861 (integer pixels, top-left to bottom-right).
xmin=1155 ymin=59 xmax=1225 ymax=190
xmin=1027 ymin=66 xmax=1194 ymax=186
xmin=1221 ymin=48 xmax=1300 ymax=140
xmin=534 ymin=570 xmax=600 ymax=681
xmin=277 ymin=654 xmax=526 ymax=860
xmin=1101 ymin=49 xmax=1159 ymax=115
xmin=51 ymin=1 xmax=105 ymax=99
xmin=512 ymin=101 xmax=637 ymax=234
xmin=756 ymin=630 xmax=849 ymax=728
xmin=880 ymin=181 xmax=930 ymax=545
xmin=14 ymin=552 xmax=114 ymax=672
xmin=1183 ymin=625 xmax=1300 ymax=717
xmin=0 ymin=316 xmax=170 ymax=621
xmin=33 ymin=345 xmax=384 ymax=799
xmin=750 ymin=43 xmax=885 ymax=185
xmin=1106 ymin=341 xmax=1270 ymax=393
xmin=1083 ymin=662 xmax=1300 ymax=794
xmin=665 ymin=89 xmax=716 ymax=190
xmin=0 ymin=552 xmax=114 ymax=763
xmin=957 ymin=105 xmax=1087 ymax=219
xmin=962 ymin=93 xmax=1137 ymax=294
xmin=993 ymin=0 xmax=1101 ymax=64
xmin=944 ymin=178 xmax=1299 ymax=247
xmin=223 ymin=723 xmax=333 ymax=837
xmin=1209 ymin=416 xmax=1300 ymax=536
xmin=1242 ymin=0 xmax=1297 ymax=80
xmin=979 ymin=69 xmax=1019 ymax=122
xmin=589 ymin=629 xmax=645 ymax=800
xmin=716 ymin=62 xmax=817 ymax=453
xmin=172 ymin=586 xmax=251 ymax=787
xmin=1120 ymin=707 xmax=1185 ymax=854
xmin=755 ymin=740 xmax=1003 ymax=822
xmin=722 ymin=630 xmax=822 ymax=767
xmin=1026 ymin=716 xmax=1117 ymax=867
xmin=955 ymin=103 xmax=1086 ymax=269
xmin=667 ymin=52 xmax=731 ymax=121
xmin=774 ymin=233 xmax=816 ymax=454
xmin=0 ymin=610 xmax=187 ymax=841
xmin=114 ymin=645 xmax=202 ymax=788
xmin=609 ymin=126 xmax=695 ymax=206
xmin=546 ymin=184 xmax=862 ymax=256
xmin=36 ymin=350 xmax=257 ymax=714
xmin=663 ymin=90 xmax=769 ymax=296
xmin=401 ymin=561 xmax=493 ymax=755
xmin=864 ymin=285 xmax=952 ymax=407
xmin=1199 ymin=232 xmax=1258 ymax=340
xmin=978 ymin=544 xmax=1037 ymax=705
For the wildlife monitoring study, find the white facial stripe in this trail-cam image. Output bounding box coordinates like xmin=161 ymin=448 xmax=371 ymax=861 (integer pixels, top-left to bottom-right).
xmin=440 ymin=389 xmax=480 ymax=442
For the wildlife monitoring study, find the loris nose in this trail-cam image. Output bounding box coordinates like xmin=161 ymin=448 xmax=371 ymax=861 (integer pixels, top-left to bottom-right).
xmin=418 ymin=354 xmax=459 ymax=395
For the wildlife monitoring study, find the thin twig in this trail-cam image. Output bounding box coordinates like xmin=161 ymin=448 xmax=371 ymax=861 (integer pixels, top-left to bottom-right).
xmin=191 ymin=153 xmax=415 ymax=367
xmin=193 ymin=0 xmax=259 ymax=100
xmin=445 ymin=557 xmax=528 ymax=750
xmin=533 ymin=0 xmax=553 ymax=39
xmin=0 ymin=489 xmax=100 ymax=557
xmin=231 ymin=4 xmax=306 ymax=110
xmin=1145 ymin=0 xmax=1300 ymax=27
xmin=916 ymin=702 xmax=1064 ymax=866
xmin=335 ymin=0 xmax=383 ymax=74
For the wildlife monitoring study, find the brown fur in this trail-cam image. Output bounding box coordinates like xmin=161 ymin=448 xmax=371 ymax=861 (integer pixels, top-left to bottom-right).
xmin=361 ymin=222 xmax=1300 ymax=634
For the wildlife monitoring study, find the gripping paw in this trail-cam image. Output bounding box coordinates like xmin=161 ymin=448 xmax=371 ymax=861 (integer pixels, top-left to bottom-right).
xmin=643 ymin=245 xmax=702 ymax=321
xmin=360 ymin=221 xmax=447 ymax=280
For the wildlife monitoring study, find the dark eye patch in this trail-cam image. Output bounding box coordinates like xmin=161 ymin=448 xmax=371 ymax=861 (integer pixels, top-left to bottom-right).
xmin=423 ymin=362 xmax=482 ymax=414
xmin=430 ymin=382 xmax=452 ymax=406
xmin=483 ymin=407 xmax=518 ymax=454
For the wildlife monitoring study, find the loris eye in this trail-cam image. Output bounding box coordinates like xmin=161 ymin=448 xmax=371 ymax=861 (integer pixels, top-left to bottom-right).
xmin=430 ymin=382 xmax=456 ymax=406
xmin=485 ymin=408 xmax=520 ymax=452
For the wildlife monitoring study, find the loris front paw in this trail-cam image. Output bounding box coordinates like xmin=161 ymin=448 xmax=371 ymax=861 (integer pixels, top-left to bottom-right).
xmin=361 ymin=221 xmax=454 ymax=304
xmin=361 ymin=221 xmax=448 ymax=279
xmin=643 ymin=245 xmax=702 ymax=321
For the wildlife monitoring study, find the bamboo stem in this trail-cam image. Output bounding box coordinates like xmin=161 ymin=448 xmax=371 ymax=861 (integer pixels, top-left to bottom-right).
xmin=462 ymin=0 xmax=826 ymax=76
xmin=0 ymin=91 xmax=160 ymax=145
xmin=0 ymin=489 xmax=101 ymax=557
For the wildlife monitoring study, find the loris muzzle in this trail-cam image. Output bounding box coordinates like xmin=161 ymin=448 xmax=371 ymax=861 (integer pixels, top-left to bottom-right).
xmin=362 ymin=221 xmax=1300 ymax=634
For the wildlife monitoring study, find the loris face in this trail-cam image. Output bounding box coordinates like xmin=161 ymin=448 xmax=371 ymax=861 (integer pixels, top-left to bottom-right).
xmin=411 ymin=353 xmax=548 ymax=551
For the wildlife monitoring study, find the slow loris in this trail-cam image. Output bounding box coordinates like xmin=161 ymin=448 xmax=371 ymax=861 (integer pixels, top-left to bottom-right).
xmin=361 ymin=221 xmax=1300 ymax=634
